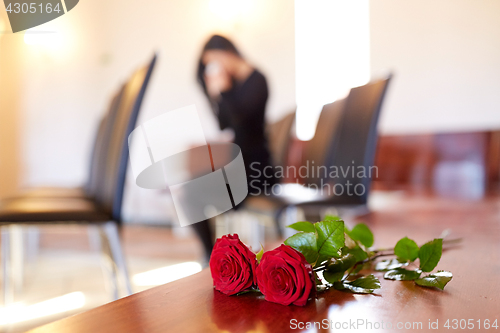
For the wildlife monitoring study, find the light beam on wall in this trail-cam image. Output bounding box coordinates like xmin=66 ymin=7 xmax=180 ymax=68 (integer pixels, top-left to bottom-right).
xmin=295 ymin=0 xmax=370 ymax=141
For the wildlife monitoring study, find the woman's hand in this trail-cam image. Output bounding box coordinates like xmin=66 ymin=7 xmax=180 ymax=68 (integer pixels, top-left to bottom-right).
xmin=205 ymin=63 xmax=232 ymax=99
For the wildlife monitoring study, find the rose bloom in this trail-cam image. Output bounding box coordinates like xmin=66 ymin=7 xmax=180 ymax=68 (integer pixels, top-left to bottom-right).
xmin=209 ymin=234 xmax=257 ymax=295
xmin=256 ymin=244 xmax=315 ymax=306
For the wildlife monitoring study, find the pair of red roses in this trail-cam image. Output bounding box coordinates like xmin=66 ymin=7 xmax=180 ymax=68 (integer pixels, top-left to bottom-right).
xmin=209 ymin=234 xmax=315 ymax=306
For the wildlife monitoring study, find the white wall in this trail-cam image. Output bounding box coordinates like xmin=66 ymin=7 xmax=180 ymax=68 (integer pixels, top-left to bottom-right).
xmin=370 ymin=0 xmax=500 ymax=134
xmin=97 ymin=0 xmax=296 ymax=223
xmin=0 ymin=15 xmax=23 ymax=198
xmin=11 ymin=0 xmax=295 ymax=223
xmin=6 ymin=0 xmax=500 ymax=221
xmin=17 ymin=0 xmax=296 ymax=189
xmin=18 ymin=4 xmax=108 ymax=187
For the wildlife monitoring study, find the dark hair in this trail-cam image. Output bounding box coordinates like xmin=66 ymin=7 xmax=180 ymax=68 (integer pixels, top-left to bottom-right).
xmin=196 ymin=35 xmax=241 ymax=97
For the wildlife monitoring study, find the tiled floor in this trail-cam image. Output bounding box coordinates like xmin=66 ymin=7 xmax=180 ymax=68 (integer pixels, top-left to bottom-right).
xmin=0 ymin=225 xmax=204 ymax=333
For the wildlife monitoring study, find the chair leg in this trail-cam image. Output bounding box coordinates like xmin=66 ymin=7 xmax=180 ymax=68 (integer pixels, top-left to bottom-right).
xmin=26 ymin=226 xmax=40 ymax=263
xmin=1 ymin=227 xmax=13 ymax=306
xmin=273 ymin=209 xmax=283 ymax=238
xmin=282 ymin=205 xmax=299 ymax=239
xmin=95 ymin=225 xmax=119 ymax=300
xmin=191 ymin=219 xmax=214 ymax=265
xmin=88 ymin=225 xmax=101 ymax=252
xmin=96 ymin=222 xmax=132 ymax=300
xmin=101 ymin=222 xmax=132 ymax=296
xmin=10 ymin=225 xmax=24 ymax=294
xmin=247 ymin=213 xmax=264 ymax=251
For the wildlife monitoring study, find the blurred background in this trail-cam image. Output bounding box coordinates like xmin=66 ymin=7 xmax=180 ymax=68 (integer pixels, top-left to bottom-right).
xmin=0 ymin=0 xmax=499 ymax=331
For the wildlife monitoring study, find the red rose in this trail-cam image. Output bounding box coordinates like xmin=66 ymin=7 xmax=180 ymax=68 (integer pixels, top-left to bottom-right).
xmin=256 ymin=244 xmax=315 ymax=306
xmin=209 ymin=234 xmax=257 ymax=295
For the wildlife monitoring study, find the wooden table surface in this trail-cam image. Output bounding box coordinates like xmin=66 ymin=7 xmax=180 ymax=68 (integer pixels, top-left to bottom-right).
xmin=29 ymin=194 xmax=500 ymax=333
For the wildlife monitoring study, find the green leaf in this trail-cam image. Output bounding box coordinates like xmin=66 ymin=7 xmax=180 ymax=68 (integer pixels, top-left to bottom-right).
xmin=315 ymin=253 xmax=330 ymax=267
xmin=384 ymin=268 xmax=421 ymax=281
xmin=348 ymin=274 xmax=381 ymax=289
xmin=375 ymin=259 xmax=406 ymax=271
xmin=236 ymin=288 xmax=262 ymax=296
xmin=394 ymin=237 xmax=419 ymax=262
xmin=315 ymin=272 xmax=323 ymax=285
xmin=347 ymin=223 xmax=374 ymax=248
xmin=351 ymin=262 xmax=371 ymax=275
xmin=333 ymin=281 xmax=345 ymax=290
xmin=315 ymin=220 xmax=345 ymax=258
xmin=342 ymin=246 xmax=368 ymax=262
xmin=324 ymin=215 xmax=341 ymax=222
xmin=256 ymin=244 xmax=264 ymax=263
xmin=287 ymin=221 xmax=316 ymax=233
xmin=284 ymin=232 xmax=318 ymax=264
xmin=343 ymin=274 xmax=381 ymax=294
xmin=415 ymin=271 xmax=453 ymax=290
xmin=419 ymin=239 xmax=443 ymax=272
xmin=326 ymin=253 xmax=357 ymax=273
xmin=323 ymin=271 xmax=344 ymax=284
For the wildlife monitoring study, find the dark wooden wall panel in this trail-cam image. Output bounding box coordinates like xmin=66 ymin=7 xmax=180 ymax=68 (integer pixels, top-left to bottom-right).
xmin=280 ymin=130 xmax=500 ymax=198
xmin=373 ymin=131 xmax=499 ymax=197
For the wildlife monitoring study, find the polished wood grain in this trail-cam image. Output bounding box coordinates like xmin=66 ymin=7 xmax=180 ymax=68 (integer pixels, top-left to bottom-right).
xmin=29 ymin=194 xmax=500 ymax=333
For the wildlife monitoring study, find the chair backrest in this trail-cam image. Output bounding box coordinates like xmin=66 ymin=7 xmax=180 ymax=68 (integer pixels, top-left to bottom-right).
xmin=85 ymin=86 xmax=125 ymax=198
xmin=328 ymin=75 xmax=392 ymax=204
xmin=302 ymin=98 xmax=346 ymax=187
xmin=95 ymin=54 xmax=157 ymax=222
xmin=267 ymin=111 xmax=295 ymax=169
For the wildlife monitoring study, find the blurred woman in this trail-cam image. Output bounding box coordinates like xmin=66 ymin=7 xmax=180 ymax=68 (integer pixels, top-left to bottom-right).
xmin=193 ymin=35 xmax=276 ymax=261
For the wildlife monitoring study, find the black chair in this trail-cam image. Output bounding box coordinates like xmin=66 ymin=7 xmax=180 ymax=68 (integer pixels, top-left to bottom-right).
xmin=244 ymin=75 xmax=392 ymax=233
xmin=0 ymin=54 xmax=157 ymax=303
xmin=10 ymin=87 xmax=125 ymax=200
xmin=242 ymin=98 xmax=345 ymax=236
xmin=267 ymin=111 xmax=296 ymax=170
xmin=301 ymin=98 xmax=346 ymax=188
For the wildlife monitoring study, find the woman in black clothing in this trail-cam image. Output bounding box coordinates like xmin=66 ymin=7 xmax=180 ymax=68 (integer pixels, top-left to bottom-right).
xmin=192 ymin=35 xmax=276 ymax=261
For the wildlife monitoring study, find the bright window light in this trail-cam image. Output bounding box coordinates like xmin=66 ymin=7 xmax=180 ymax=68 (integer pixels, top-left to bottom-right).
xmin=0 ymin=292 xmax=85 ymax=326
xmin=295 ymin=0 xmax=370 ymax=140
xmin=132 ymin=262 xmax=202 ymax=287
